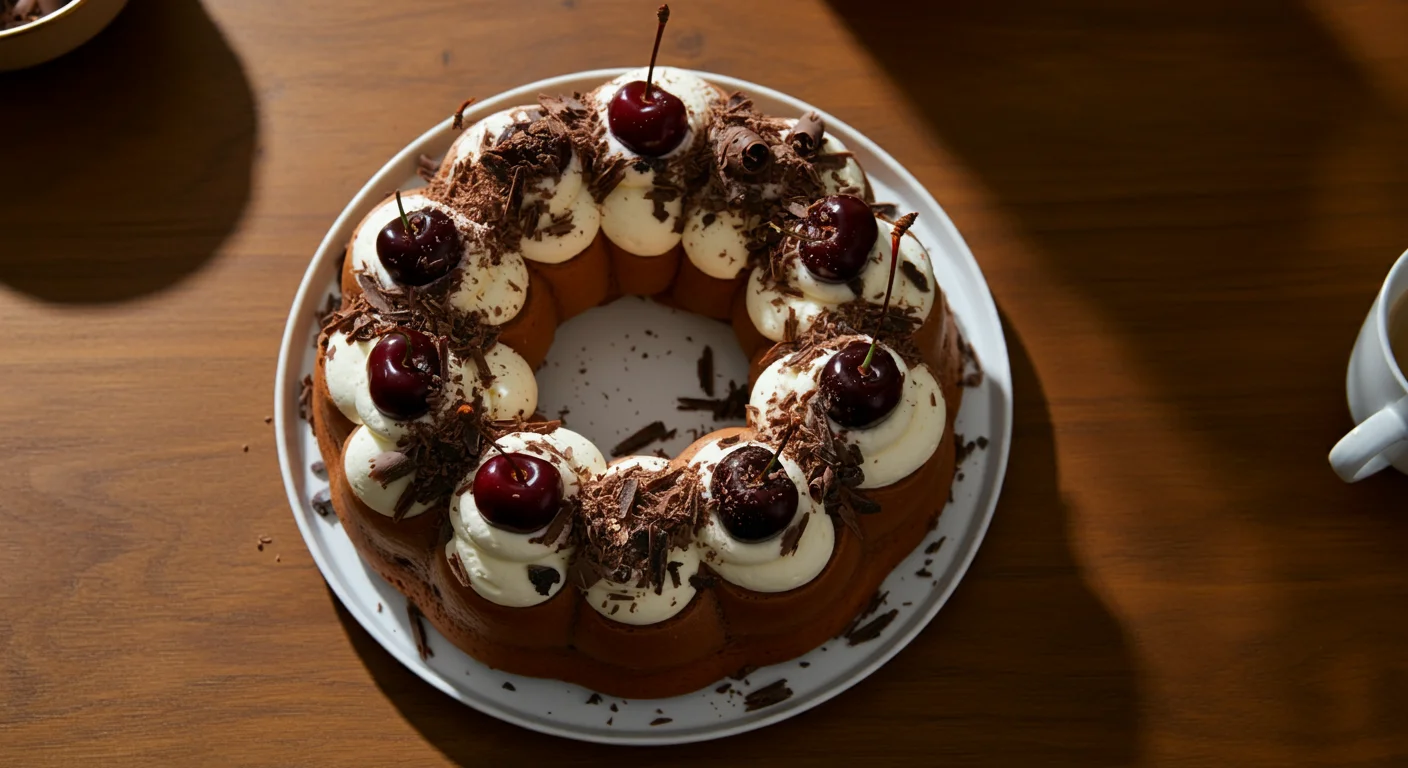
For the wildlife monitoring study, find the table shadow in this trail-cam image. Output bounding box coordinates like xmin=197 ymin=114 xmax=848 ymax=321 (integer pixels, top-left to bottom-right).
xmin=331 ymin=317 xmax=1140 ymax=765
xmin=0 ymin=0 xmax=255 ymax=304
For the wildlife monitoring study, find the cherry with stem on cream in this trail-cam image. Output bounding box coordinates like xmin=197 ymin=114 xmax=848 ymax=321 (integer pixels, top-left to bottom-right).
xmin=819 ymin=212 xmax=918 ymax=428
xmin=773 ymin=194 xmax=879 ymax=284
xmin=607 ymin=4 xmax=689 ymax=157
xmin=376 ymin=191 xmax=461 ymax=286
xmin=711 ymin=426 xmax=799 ymax=543
xmin=471 ymin=430 xmax=565 ymax=535
xmin=367 ymin=327 xmax=442 ymax=420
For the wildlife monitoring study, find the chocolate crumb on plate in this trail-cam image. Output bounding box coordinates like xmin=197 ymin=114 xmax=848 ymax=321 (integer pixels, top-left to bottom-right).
xmin=916 ymin=567 xmax=933 ymax=578
xmin=586 ymin=693 xmax=603 ymax=705
xmin=407 ymin=604 xmax=433 ymax=661
xmin=715 ymin=682 xmax=732 ymax=694
xmin=839 ymin=589 xmax=887 ymax=638
xmin=263 ymin=416 xmax=273 ymax=424
xmin=310 ymin=460 xmax=328 ymax=479
xmin=744 ymin=679 xmax=793 ymax=711
xmin=310 ymin=488 xmax=335 ymax=517
xmin=697 ymin=346 xmax=715 ymax=396
xmin=925 ymin=537 xmax=946 ymax=555
xmin=610 ymin=703 xmax=618 ymax=712
xmin=611 ymin=420 xmax=676 ymax=456
xmin=650 ymin=717 xmax=673 ymax=726
xmin=502 ymin=682 xmax=516 ymax=692
xmin=845 ymin=609 xmax=899 ymax=646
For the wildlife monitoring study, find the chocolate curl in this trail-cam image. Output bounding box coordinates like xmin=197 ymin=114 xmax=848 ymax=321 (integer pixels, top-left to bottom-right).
xmin=718 ymin=126 xmax=771 ymax=179
xmin=788 ymin=111 xmax=825 ymax=156
xmin=452 ymin=98 xmax=477 ymax=131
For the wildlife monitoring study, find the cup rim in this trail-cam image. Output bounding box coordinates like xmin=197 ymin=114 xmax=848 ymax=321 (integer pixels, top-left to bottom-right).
xmin=1373 ymin=248 xmax=1408 ymax=394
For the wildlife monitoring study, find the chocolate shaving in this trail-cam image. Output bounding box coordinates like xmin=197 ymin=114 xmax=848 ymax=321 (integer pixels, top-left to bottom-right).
xmin=416 ymin=153 xmax=440 ymax=182
xmin=779 ymin=512 xmax=809 ymax=556
xmin=925 ymin=537 xmax=946 ymax=555
xmin=311 ymin=489 xmax=334 ymax=517
xmin=899 ymin=261 xmax=929 ymax=292
xmin=611 ymin=420 xmax=676 ymax=457
xmin=744 ymin=680 xmax=794 ymax=711
xmin=446 ymin=550 xmax=471 ymax=587
xmin=689 ymin=570 xmax=717 ymax=590
xmin=788 ymin=112 xmax=825 ymax=156
xmin=586 ymin=693 xmax=603 ymax=705
xmin=452 ymin=97 xmax=476 ymax=131
xmin=845 ymin=609 xmax=898 ymax=646
xmin=502 ymin=682 xmax=516 ymax=692
xmin=718 ymin=125 xmax=771 ymax=178
xmin=298 ymin=375 xmax=314 ymax=424
xmin=311 ymin=460 xmax=327 ymax=480
xmin=407 ymin=604 xmax=433 ymax=660
xmin=697 ymin=346 xmax=715 ymax=396
xmin=368 ymin=451 xmax=415 ymax=485
xmin=718 ymin=434 xmax=740 ymax=447
xmin=526 ymin=564 xmax=561 ymax=596
xmin=650 ymin=717 xmax=673 ymax=726
xmin=666 ymin=560 xmax=683 ymax=589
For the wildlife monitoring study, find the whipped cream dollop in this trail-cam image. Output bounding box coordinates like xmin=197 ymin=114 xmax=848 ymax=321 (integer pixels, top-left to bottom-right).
xmin=681 ymin=207 xmax=751 ymax=280
xmin=349 ymin=193 xmax=528 ymax=325
xmin=750 ymin=338 xmax=947 ymax=488
xmin=447 ymin=428 xmax=606 ymax=608
xmin=323 ymin=331 xmax=370 ymax=424
xmin=583 ymin=456 xmax=703 ymax=626
xmin=592 ymin=68 xmax=721 ymax=256
xmin=689 ymin=438 xmax=834 ymax=593
xmin=339 ymin=342 xmax=539 ymax=517
xmin=445 ymin=106 xmax=602 ymax=265
xmin=745 ymin=216 xmax=936 ymax=342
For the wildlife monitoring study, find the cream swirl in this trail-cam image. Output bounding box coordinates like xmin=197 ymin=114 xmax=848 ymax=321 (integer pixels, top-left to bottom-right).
xmin=323 ymin=331 xmax=370 ymax=425
xmin=445 ymin=105 xmax=602 ymax=265
xmin=749 ymin=339 xmax=947 ymax=489
xmin=583 ymin=456 xmax=702 ymax=625
xmin=689 ymin=439 xmax=833 ymax=593
xmin=349 ymin=193 xmax=528 ymax=325
xmin=446 ymin=428 xmax=605 ymax=608
xmin=592 ymin=67 xmax=721 ymax=256
xmin=745 ymin=216 xmax=936 ymax=342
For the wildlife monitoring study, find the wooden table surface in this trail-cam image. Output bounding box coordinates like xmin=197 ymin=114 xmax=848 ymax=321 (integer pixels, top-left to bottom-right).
xmin=3 ymin=0 xmax=1407 ymax=764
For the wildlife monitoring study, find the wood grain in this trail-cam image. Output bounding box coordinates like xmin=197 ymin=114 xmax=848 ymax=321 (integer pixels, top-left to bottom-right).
xmin=0 ymin=0 xmax=1405 ymax=764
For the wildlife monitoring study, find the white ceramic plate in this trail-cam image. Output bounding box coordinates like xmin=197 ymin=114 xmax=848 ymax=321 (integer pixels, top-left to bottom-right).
xmin=274 ymin=69 xmax=1011 ymax=746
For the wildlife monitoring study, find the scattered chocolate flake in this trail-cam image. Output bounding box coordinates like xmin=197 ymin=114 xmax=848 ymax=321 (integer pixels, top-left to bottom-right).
xmin=263 ymin=416 xmax=273 ymax=425
xmin=407 ymin=604 xmax=433 ymax=660
xmin=718 ymin=125 xmax=771 ymax=178
xmin=676 ymin=380 xmax=748 ymax=422
xmin=368 ymin=451 xmax=415 ymax=485
xmin=650 ymin=717 xmax=673 ymax=726
xmin=744 ymin=680 xmax=793 ymax=711
xmin=688 ymin=571 xmax=717 ymax=590
xmin=502 ymin=682 xmax=516 ymax=692
xmin=611 ymin=420 xmax=676 ymax=457
xmin=798 ymin=661 xmax=810 ymax=668
xmin=925 ymin=537 xmax=946 ymax=555
xmin=606 ymin=718 xmax=613 ymax=726
xmin=718 ymin=434 xmax=740 ymax=447
xmin=298 ymin=375 xmax=314 ymax=424
xmin=954 ymin=434 xmax=979 ymax=465
xmin=715 ymin=683 xmax=732 ymax=694
xmin=666 ymin=560 xmax=683 ymax=589
xmin=976 ymin=436 xmax=989 ymax=450
xmin=788 ymin=111 xmax=825 ymax=156
xmin=697 ymin=346 xmax=715 ymax=396
xmin=840 ymin=589 xmax=887 ymax=639
xmin=779 ymin=512 xmax=808 ymax=556
xmin=242 ymin=445 xmax=249 ymax=453
xmin=526 ymin=564 xmax=561 ymax=596
xmin=899 ymin=261 xmax=929 ymax=292
xmin=275 ymin=554 xmax=281 ymax=563
xmin=846 ymin=609 xmax=899 ymax=646
xmin=446 ymin=550 xmax=471 ymax=587
xmin=586 ymin=693 xmax=603 ymax=705
xmin=916 ymin=568 xmax=933 ymax=578
xmin=310 ymin=489 xmax=334 ymax=517
xmin=310 ymin=461 xmax=328 ymax=480
xmin=377 ymin=603 xmax=383 ymax=613
xmin=610 ymin=703 xmax=618 ymax=712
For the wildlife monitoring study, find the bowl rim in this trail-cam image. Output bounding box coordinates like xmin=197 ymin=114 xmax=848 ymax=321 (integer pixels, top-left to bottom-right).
xmin=0 ymin=0 xmax=89 ymax=41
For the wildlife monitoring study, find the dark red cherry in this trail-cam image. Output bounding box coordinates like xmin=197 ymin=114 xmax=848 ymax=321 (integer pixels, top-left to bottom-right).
xmin=376 ymin=204 xmax=461 ymax=286
xmin=472 ymin=453 xmax=564 ymax=534
xmin=710 ymin=445 xmax=799 ymax=543
xmin=797 ymin=195 xmax=878 ymax=284
xmin=366 ymin=328 xmax=441 ymax=420
xmin=608 ymin=80 xmax=689 ymax=157
xmin=819 ymin=340 xmax=906 ymax=428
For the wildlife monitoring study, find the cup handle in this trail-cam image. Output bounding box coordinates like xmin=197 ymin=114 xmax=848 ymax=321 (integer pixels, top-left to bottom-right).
xmin=1329 ymin=395 xmax=1408 ymax=482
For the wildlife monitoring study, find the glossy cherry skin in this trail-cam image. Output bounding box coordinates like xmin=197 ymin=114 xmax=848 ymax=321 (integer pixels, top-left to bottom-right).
xmin=607 ymin=80 xmax=689 ymax=157
xmin=376 ymin=206 xmax=461 ymax=286
xmin=472 ymin=453 xmax=564 ymax=534
xmin=819 ymin=340 xmax=906 ymax=428
xmin=366 ymin=328 xmax=441 ymax=420
xmin=798 ymin=195 xmax=878 ymax=284
xmin=710 ymin=445 xmax=799 ymax=543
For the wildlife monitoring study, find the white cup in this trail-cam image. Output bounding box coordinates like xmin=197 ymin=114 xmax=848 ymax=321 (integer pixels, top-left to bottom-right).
xmin=1330 ymin=249 xmax=1408 ymax=482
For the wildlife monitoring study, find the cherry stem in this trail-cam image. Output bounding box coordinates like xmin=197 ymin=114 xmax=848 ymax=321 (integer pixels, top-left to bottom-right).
xmin=754 ymin=425 xmax=797 ymax=486
xmin=767 ymin=221 xmax=826 ymax=244
xmin=860 ymin=227 xmax=904 ymax=375
xmin=645 ymin=4 xmax=670 ymax=99
xmin=394 ymin=190 xmax=413 ymax=234
xmin=463 ymin=405 xmax=528 ymax=481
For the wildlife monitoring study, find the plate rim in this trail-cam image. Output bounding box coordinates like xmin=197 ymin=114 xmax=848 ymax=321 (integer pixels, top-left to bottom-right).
xmin=274 ymin=67 xmax=1012 ymax=746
